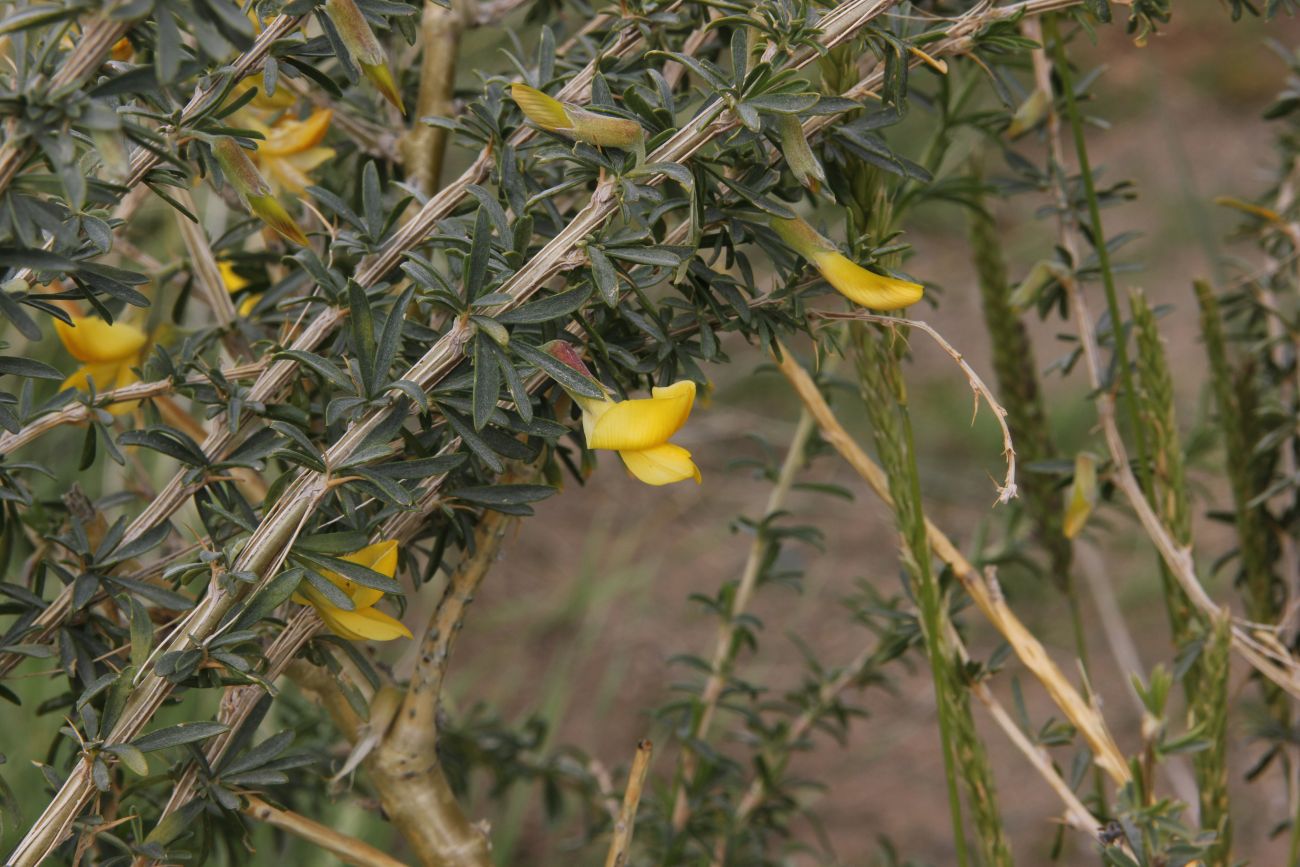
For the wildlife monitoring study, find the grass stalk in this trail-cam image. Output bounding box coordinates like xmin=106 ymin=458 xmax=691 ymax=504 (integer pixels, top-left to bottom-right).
xmin=855 ymin=324 xmax=1010 ymax=867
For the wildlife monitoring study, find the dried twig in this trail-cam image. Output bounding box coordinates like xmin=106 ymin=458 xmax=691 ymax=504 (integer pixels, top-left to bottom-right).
xmin=241 ymin=796 xmax=408 ymax=867
xmin=815 ymin=311 xmax=1017 ymax=503
xmin=603 ymin=740 xmax=653 ymax=867
xmin=776 ymin=343 xmax=1131 ymax=786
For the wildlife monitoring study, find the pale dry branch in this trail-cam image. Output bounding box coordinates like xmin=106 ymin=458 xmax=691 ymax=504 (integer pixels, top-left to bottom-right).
xmin=815 ymin=310 xmax=1017 ymax=503
xmin=604 ymin=740 xmax=653 ymax=867
xmin=776 ymin=343 xmax=1132 ymax=786
xmin=241 ymin=796 xmax=408 ymax=867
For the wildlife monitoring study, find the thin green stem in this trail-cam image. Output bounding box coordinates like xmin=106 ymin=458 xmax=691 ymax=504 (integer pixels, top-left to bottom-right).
xmin=899 ymin=372 xmax=974 ymax=867
xmin=1044 ymin=14 xmax=1153 ymax=494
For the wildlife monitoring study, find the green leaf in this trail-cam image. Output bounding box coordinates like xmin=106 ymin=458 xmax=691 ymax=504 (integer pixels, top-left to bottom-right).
xmin=274 ymin=350 xmax=353 ymax=389
xmin=132 ymin=721 xmax=230 ymax=753
xmin=296 ymin=552 xmax=401 ymax=595
xmin=348 ymin=281 xmax=378 ymax=397
xmin=472 ymin=333 xmax=501 ymax=431
xmin=587 ymin=245 xmax=619 ymax=306
xmin=745 ymin=92 xmax=820 ymax=114
xmin=103 ymin=520 xmax=173 ymax=566
xmin=103 ymin=743 xmax=149 ymax=776
xmin=373 ymin=286 xmax=413 ymax=394
xmin=234 ymin=567 xmax=304 ymax=630
xmin=118 ymin=428 xmax=209 ymax=467
xmin=464 ymin=206 xmax=493 ymax=301
xmin=604 ymin=246 xmax=691 ymax=267
xmin=129 ymin=597 xmax=152 ymax=670
xmin=497 ymin=283 xmax=593 ymax=325
xmin=451 ymin=484 xmax=557 ymax=508
xmin=361 ymin=161 xmax=384 ymax=238
xmin=0 ymin=356 xmax=62 ymax=380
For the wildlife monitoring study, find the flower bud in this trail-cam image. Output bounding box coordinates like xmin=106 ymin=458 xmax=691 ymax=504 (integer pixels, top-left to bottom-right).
xmin=325 ymin=0 xmax=405 ymax=113
xmin=511 ymin=83 xmax=643 ymax=149
xmin=1062 ymin=451 xmax=1099 ymax=539
xmin=777 ymin=114 xmax=826 ymax=193
xmin=212 ymin=137 xmax=309 ymax=246
xmin=1006 ymin=88 xmax=1050 ymax=139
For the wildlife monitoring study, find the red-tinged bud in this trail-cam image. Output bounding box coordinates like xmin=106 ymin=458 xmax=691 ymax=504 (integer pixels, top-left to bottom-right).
xmin=540 ymin=339 xmax=594 ymax=377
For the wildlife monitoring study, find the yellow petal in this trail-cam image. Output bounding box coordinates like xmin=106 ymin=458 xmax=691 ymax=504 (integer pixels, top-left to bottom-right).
xmin=511 ymin=83 xmax=573 ymax=133
xmin=811 ymin=251 xmax=924 ymax=311
xmin=219 ymin=261 xmax=249 ymax=294
xmin=238 ymin=294 xmax=260 ymax=317
xmin=620 ymin=443 xmax=701 ymax=486
xmin=110 ymin=37 xmax=133 ymax=62
xmin=586 ymin=380 xmax=696 ymax=451
xmin=262 ymin=146 xmax=335 ymax=194
xmin=318 ymin=602 xmax=413 ymax=641
xmin=231 ymin=78 xmax=298 ymax=112
xmin=54 ymin=316 xmax=148 ymax=363
xmin=261 ymin=110 xmax=333 ymax=156
xmin=342 ymin=539 xmax=398 ymax=573
xmin=61 ymin=361 xmax=139 ymax=415
xmin=320 ymin=539 xmax=399 ymax=609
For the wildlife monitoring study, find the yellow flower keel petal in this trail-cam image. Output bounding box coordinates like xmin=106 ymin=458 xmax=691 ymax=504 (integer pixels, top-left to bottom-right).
xmin=620 ymin=443 xmax=701 ymax=486
xmin=319 ymin=604 xmax=413 ymax=641
xmin=812 ymin=251 xmax=924 ymax=310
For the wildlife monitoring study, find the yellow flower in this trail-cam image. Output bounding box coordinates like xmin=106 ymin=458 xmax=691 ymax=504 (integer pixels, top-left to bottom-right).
xmin=510 ymin=83 xmax=644 ymax=149
xmin=540 ymin=341 xmax=701 ymax=485
xmin=576 ymin=381 xmax=702 ymax=486
xmin=54 ymin=313 xmax=147 ymax=414
xmin=772 ymin=216 xmax=923 ymax=310
xmin=245 ymin=109 xmax=336 ymax=195
xmin=292 ymin=540 xmax=413 ymax=641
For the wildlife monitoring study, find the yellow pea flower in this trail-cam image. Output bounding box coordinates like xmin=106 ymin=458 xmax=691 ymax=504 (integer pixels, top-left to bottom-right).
xmin=54 ymin=313 xmax=148 ymax=414
xmin=544 ymin=341 xmax=701 ymax=486
xmin=292 ymin=540 xmax=413 ymax=641
xmin=578 ymin=381 xmax=702 ymax=485
xmin=772 ymin=216 xmax=923 ymax=311
xmin=245 ymin=109 xmax=336 ymax=195
xmin=510 ymin=83 xmax=644 ymax=149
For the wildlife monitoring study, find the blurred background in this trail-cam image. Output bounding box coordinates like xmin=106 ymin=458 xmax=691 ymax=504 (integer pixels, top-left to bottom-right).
xmin=7 ymin=3 xmax=1300 ymax=865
